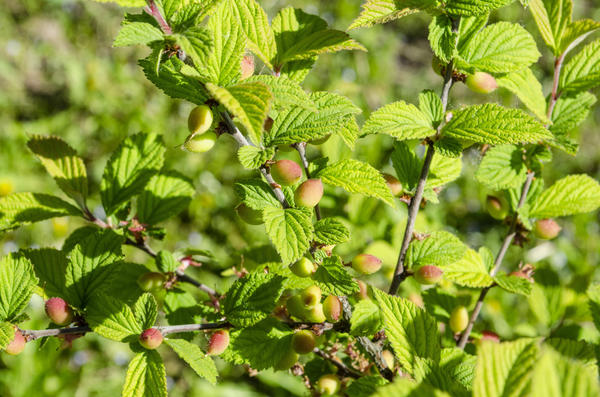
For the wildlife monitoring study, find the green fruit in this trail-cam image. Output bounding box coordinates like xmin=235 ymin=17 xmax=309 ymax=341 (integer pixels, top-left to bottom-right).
xmin=317 ymin=374 xmax=341 ymax=395
xmin=431 ymin=56 xmax=444 ymax=76
xmin=413 ymin=265 xmax=443 ymax=285
xmin=294 ymin=179 xmax=324 ymax=207
xmin=305 ymin=303 xmax=327 ymax=323
xmin=188 ymin=105 xmax=213 ymax=135
xmin=271 ymin=159 xmax=302 ymax=186
xmin=137 ymin=272 xmax=166 ymax=292
xmin=449 ymin=306 xmax=469 ymax=333
xmin=292 ymin=330 xmax=316 ymax=354
xmin=351 ymin=254 xmax=382 ymax=275
xmin=236 ymin=203 xmax=263 ymax=225
xmin=184 ymin=131 xmax=217 ymax=153
xmin=275 ymin=348 xmax=298 ymax=370
xmin=45 ymin=297 xmax=74 ymax=326
xmin=382 ymin=173 xmax=403 ymax=196
xmin=323 ymin=295 xmax=342 ymax=323
xmin=290 ymin=257 xmax=316 ymax=277
xmin=486 ymin=195 xmax=509 ymax=220
xmin=4 ymin=330 xmax=26 ymax=355
xmin=286 ymin=295 xmax=307 ymax=320
xmin=533 ymin=218 xmax=561 ymax=240
xmin=382 ymin=349 xmax=395 ymax=370
xmin=139 ymin=328 xmax=163 ymax=350
xmin=301 ymin=285 xmax=322 ymax=307
xmin=207 ymin=330 xmax=230 ymax=355
xmin=465 ymin=72 xmax=498 ymax=94
xmin=355 ymin=280 xmax=369 ymax=300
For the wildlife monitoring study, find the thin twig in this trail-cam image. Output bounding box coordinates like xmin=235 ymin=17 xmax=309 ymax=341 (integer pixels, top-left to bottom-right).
xmin=314 ymin=348 xmax=362 ymax=379
xmin=293 ymin=142 xmax=322 ymax=220
xmin=144 ymin=0 xmax=172 ymax=35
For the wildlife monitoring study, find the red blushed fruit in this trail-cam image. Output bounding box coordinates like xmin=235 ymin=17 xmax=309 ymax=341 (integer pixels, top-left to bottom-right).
xmin=382 ymin=173 xmax=403 ymax=197
xmin=240 ymin=55 xmax=254 ymax=80
xmin=271 ymin=160 xmax=302 ymax=186
xmin=481 ymin=330 xmax=500 ymax=343
xmin=465 ymin=72 xmax=498 ymax=94
xmin=139 ymin=328 xmax=163 ymax=350
xmin=355 ymin=279 xmax=369 ymax=300
xmin=292 ymin=330 xmax=316 ymax=354
xmin=486 ymin=195 xmax=509 ymax=220
xmin=207 ymin=330 xmax=230 ymax=355
xmin=413 ymin=265 xmax=443 ymax=285
xmin=5 ymin=329 xmax=26 ymax=355
xmin=323 ymin=295 xmax=342 ymax=323
xmin=294 ymin=179 xmax=324 ymax=208
xmin=533 ymin=218 xmax=561 ymax=240
xmin=45 ymin=297 xmax=74 ymax=326
xmin=352 ymin=254 xmax=382 ymax=275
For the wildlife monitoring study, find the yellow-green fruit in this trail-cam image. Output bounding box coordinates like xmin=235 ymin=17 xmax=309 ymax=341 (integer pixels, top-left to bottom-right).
xmin=0 ymin=179 xmax=14 ymax=196
xmin=286 ymin=295 xmax=307 ymax=320
xmin=352 ymin=254 xmax=382 ymax=275
xmin=301 ymin=285 xmax=322 ymax=307
xmin=317 ymin=374 xmax=341 ymax=395
xmin=382 ymin=349 xmax=395 ymax=370
xmin=236 ymin=203 xmax=263 ymax=225
xmin=184 ymin=131 xmax=217 ymax=153
xmin=449 ymin=306 xmax=469 ymax=333
xmin=305 ymin=303 xmax=327 ymax=323
xmin=413 ymin=265 xmax=443 ymax=285
xmin=290 ymin=257 xmax=316 ymax=277
xmin=275 ymin=348 xmax=299 ymax=370
xmin=382 ymin=173 xmax=403 ymax=196
xmin=355 ymin=280 xmax=369 ymax=300
xmin=188 ymin=105 xmax=213 ymax=135
xmin=294 ymin=179 xmax=324 ymax=207
xmin=466 ymin=72 xmax=498 ymax=94
xmin=323 ymin=295 xmax=342 ymax=323
xmin=292 ymin=330 xmax=316 ymax=354
xmin=137 ymin=272 xmax=166 ymax=292
xmin=486 ymin=195 xmax=509 ymax=220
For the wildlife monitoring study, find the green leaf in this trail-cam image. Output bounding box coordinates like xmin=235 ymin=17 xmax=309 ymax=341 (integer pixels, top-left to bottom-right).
xmin=0 ymin=322 xmax=15 ymax=351
xmin=114 ymin=17 xmax=164 ymax=47
xmin=0 ymin=193 xmax=81 ymax=231
xmin=587 ymin=283 xmax=600 ymax=332
xmin=165 ymin=339 xmax=218 ymax=384
xmin=223 ymin=273 xmax=285 ymax=327
xmin=347 ymin=376 xmax=389 ymax=397
xmin=429 ymin=14 xmax=457 ymax=64
xmin=100 ymin=133 xmax=165 ymax=216
xmin=559 ymin=19 xmax=600 ymax=55
xmin=313 ymin=218 xmax=350 ymax=245
xmin=405 ymin=231 xmax=466 ymax=270
xmin=457 ymin=22 xmax=540 ymax=74
xmin=206 ymin=82 xmax=272 ymax=145
xmin=529 ymin=0 xmax=571 ymax=55
xmin=227 ymin=0 xmax=276 ymax=70
xmin=428 ymin=153 xmax=463 ymax=189
xmin=373 ymin=289 xmax=440 ymax=377
xmin=237 ymin=146 xmax=275 ymax=170
xmin=476 ymin=145 xmax=528 ymax=190
xmin=494 ymin=274 xmax=533 ymax=295
xmin=362 ymin=101 xmax=435 ymax=140
xmin=457 ymin=14 xmax=489 ymax=53
xmin=442 ymin=104 xmax=551 ymax=145
xmin=22 ymin=248 xmax=74 ymax=303
xmin=263 ymin=206 xmax=314 ymax=264
xmin=155 ymin=251 xmax=179 ymax=273
xmin=27 ymin=135 xmax=88 ymax=205
xmin=496 ymin=68 xmax=549 ymax=123
xmin=446 ymin=0 xmax=512 ymax=16
xmin=222 ymin=317 xmax=293 ymax=370
xmin=440 ymin=248 xmax=494 ymax=288
xmin=87 ymin=293 xmax=142 ymax=342
xmin=530 ymin=175 xmax=600 ymax=218
xmin=234 ymin=179 xmax=281 ymax=210
xmin=439 ymin=348 xmax=477 ymax=392
xmin=550 ymin=92 xmax=597 ymax=136
xmin=174 ymin=27 xmax=213 ymax=70
xmin=136 ymin=171 xmax=195 ymax=225
xmin=245 ymin=75 xmax=315 ymax=110
xmin=122 ymin=350 xmax=167 ymax=397
xmin=391 ymin=142 xmax=421 ymax=192
xmin=373 ymin=378 xmax=451 ymax=397
xmin=134 ymin=293 xmax=158 ymax=330
xmin=350 ymin=299 xmax=384 ymax=337
xmin=473 ymin=340 xmax=538 ymax=397
xmin=348 ymin=0 xmax=417 ymax=30
xmin=93 ymin=0 xmax=145 ymax=6
xmin=559 ymin=40 xmax=600 ymax=95
xmin=545 ymin=338 xmax=597 ymax=368
xmin=312 ymin=256 xmax=359 ymax=296
xmin=0 ymin=254 xmax=37 ymax=322
xmin=419 ymin=90 xmax=444 ymax=128
xmin=315 ymin=159 xmax=396 ymax=207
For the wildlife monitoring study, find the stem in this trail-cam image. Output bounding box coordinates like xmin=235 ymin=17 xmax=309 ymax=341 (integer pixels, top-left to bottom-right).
xmin=293 ymin=142 xmax=322 ymax=220
xmin=314 ymin=348 xmax=362 ymax=379
xmin=156 ymin=322 xmax=229 ymax=336
xmin=23 ymin=326 xmax=91 ymax=341
xmin=144 ymin=1 xmax=172 ymax=35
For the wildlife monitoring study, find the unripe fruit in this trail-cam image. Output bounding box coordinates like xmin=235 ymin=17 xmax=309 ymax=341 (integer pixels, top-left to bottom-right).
xmin=294 ymin=179 xmax=324 ymax=208
xmin=431 ymin=56 xmax=444 ymax=76
xmin=290 ymin=257 xmax=316 ymax=277
xmin=137 ymin=272 xmax=166 ymax=292
xmin=5 ymin=330 xmax=26 ymax=355
xmin=0 ymin=179 xmax=13 ymax=196
xmin=305 ymin=303 xmax=327 ymax=323
xmin=236 ymin=203 xmax=263 ymax=225
xmin=317 ymin=374 xmax=341 ymax=396
xmin=45 ymin=297 xmax=74 ymax=326
xmin=382 ymin=173 xmax=403 ymax=197
xmin=271 ymin=160 xmax=302 ymax=186
xmin=486 ymin=195 xmax=509 ymax=220
xmin=286 ymin=295 xmax=307 ymax=320
xmin=139 ymin=328 xmax=163 ymax=350
xmin=355 ymin=280 xmax=369 ymax=300
xmin=323 ymin=295 xmax=342 ymax=323
xmin=533 ymin=218 xmax=561 ymax=240
xmin=413 ymin=265 xmax=443 ymax=285
xmin=449 ymin=306 xmax=469 ymax=333
xmin=480 ymin=330 xmax=500 ymax=343
xmin=187 ymin=105 xmax=213 ymax=135
xmin=382 ymin=349 xmax=395 ymax=370
xmin=466 ymin=72 xmax=498 ymax=94
xmin=275 ymin=348 xmax=299 ymax=371
xmin=292 ymin=330 xmax=316 ymax=354
xmin=240 ymin=55 xmax=254 ymax=80
xmin=301 ymin=285 xmax=322 ymax=307
xmin=207 ymin=330 xmax=230 ymax=355
xmin=184 ymin=131 xmax=217 ymax=153
xmin=352 ymin=254 xmax=382 ymax=275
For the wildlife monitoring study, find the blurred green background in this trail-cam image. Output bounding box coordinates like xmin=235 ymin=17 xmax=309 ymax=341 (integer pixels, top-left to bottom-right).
xmin=1 ymin=0 xmax=600 ymax=395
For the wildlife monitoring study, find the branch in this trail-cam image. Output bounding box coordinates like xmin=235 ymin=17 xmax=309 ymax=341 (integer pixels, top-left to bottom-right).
xmin=144 ymin=0 xmax=172 ymax=35
xmin=293 ymin=142 xmax=322 ymax=220
xmin=314 ymin=348 xmax=362 ymax=379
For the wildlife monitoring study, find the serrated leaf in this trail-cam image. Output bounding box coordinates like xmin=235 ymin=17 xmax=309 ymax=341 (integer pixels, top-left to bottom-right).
xmin=457 ymin=22 xmax=540 ymax=74
xmin=0 ymin=322 xmax=15 ymax=351
xmin=545 ymin=338 xmax=597 ymax=368
xmin=114 ymin=17 xmax=164 ymax=47
xmin=419 ymin=90 xmax=444 ymax=128
xmin=87 ymin=293 xmax=142 ymax=342
xmin=122 ymin=350 xmax=167 ymax=397
xmin=559 ymin=40 xmax=600 ymax=95
xmin=446 ymin=0 xmax=512 ymax=16
xmin=476 ymin=144 xmax=528 ymax=190
xmin=439 ymin=348 xmax=477 ymax=391
xmin=428 ymin=153 xmax=463 ymax=189
xmin=530 ymin=175 xmax=600 ymax=218
xmin=155 ymin=251 xmax=178 ymax=273
xmin=174 ymin=27 xmax=213 ymax=70
xmin=100 ymin=133 xmax=165 ymax=216
xmin=22 ymin=248 xmax=74 ymax=302
xmin=245 ymin=75 xmax=315 ymax=110
xmin=313 ymin=218 xmax=350 ymax=245
xmin=494 ymin=273 xmax=533 ymax=295
xmin=442 ymin=104 xmax=551 ymax=145
xmin=136 ymin=171 xmax=195 ymax=225
xmin=457 ymin=14 xmax=489 ymax=53
xmin=313 ymin=256 xmax=358 ymax=296
xmin=134 ymin=293 xmax=158 ymax=330
xmin=223 ymin=273 xmax=285 ymax=327
xmin=237 ymin=146 xmax=275 ymax=170
xmin=429 ymin=14 xmax=457 ymax=64
xmin=206 ymin=82 xmax=272 ymax=145
xmin=92 ymin=0 xmax=145 ymax=6
xmin=348 ymin=0 xmax=417 ymax=30
xmin=263 ymin=206 xmax=313 ymax=264
xmin=497 ymin=68 xmax=549 ymax=123
xmin=362 ymin=101 xmax=435 ymax=140
xmin=0 ymin=254 xmax=37 ymax=322
xmin=315 ymin=159 xmax=395 ymax=207
xmin=373 ymin=378 xmax=451 ymax=397
xmin=551 ymin=92 xmax=596 ymax=136
xmin=405 ymin=231 xmax=466 ymax=270
xmin=373 ymin=288 xmax=440 ymax=377
xmin=0 ymin=193 xmax=81 ymax=231
xmin=441 ymin=248 xmax=494 ymax=288
xmin=165 ymin=339 xmax=218 ymax=384
xmin=391 ymin=142 xmax=421 ymax=192
xmin=234 ymin=179 xmax=281 ymax=210
xmin=559 ymin=19 xmax=600 ymax=55
xmin=587 ymin=283 xmax=600 ymax=332
xmin=350 ymin=299 xmax=383 ymax=337
xmin=529 ymin=0 xmax=571 ymax=55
